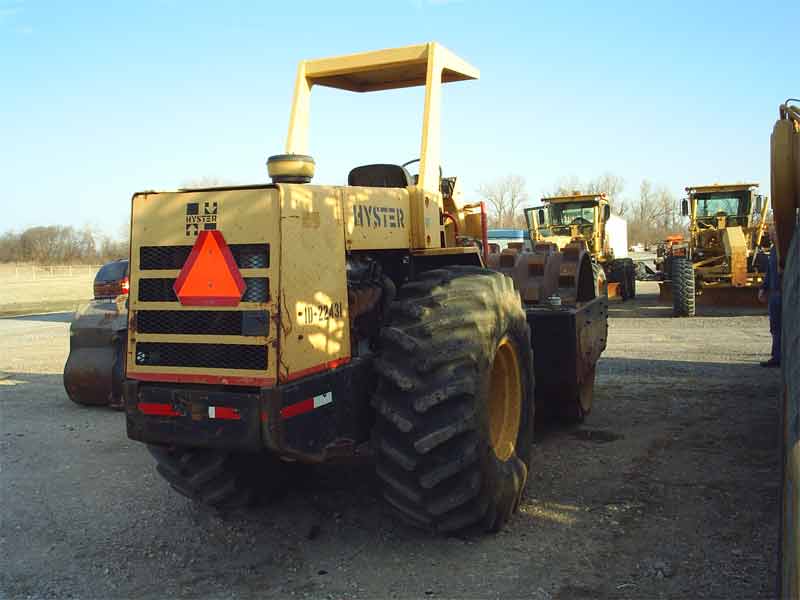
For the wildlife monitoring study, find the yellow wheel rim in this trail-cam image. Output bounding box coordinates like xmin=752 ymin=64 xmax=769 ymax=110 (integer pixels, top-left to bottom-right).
xmin=488 ymin=337 xmax=522 ymax=462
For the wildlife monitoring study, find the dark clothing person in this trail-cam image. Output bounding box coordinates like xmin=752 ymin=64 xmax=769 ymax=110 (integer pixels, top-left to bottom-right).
xmin=760 ymin=246 xmax=782 ymax=367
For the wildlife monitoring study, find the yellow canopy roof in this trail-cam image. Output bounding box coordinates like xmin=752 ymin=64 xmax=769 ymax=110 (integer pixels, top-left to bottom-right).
xmin=302 ymin=43 xmax=479 ymax=93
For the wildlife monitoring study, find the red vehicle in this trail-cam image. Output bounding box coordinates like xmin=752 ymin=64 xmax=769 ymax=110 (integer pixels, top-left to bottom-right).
xmin=92 ymin=259 xmax=129 ymax=300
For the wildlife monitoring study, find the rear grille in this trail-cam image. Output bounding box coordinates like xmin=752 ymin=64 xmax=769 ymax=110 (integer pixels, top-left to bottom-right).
xmin=138 ymin=277 xmax=269 ymax=302
xmin=135 ymin=342 xmax=267 ymax=370
xmin=231 ymin=245 xmax=270 ymax=269
xmin=140 ymin=246 xmax=191 ymax=270
xmin=140 ymin=244 xmax=269 ymax=270
xmin=139 ymin=311 xmax=238 ymax=335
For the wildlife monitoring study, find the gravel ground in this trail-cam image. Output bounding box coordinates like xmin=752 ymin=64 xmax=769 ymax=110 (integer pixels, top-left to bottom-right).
xmin=0 ymin=283 xmax=780 ymax=599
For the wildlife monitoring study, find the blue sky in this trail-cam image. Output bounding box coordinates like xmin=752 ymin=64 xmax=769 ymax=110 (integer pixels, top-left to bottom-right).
xmin=1 ymin=0 xmax=797 ymax=236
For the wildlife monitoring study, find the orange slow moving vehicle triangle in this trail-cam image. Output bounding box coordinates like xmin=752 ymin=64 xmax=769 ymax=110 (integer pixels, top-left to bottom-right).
xmin=173 ymin=230 xmax=246 ymax=306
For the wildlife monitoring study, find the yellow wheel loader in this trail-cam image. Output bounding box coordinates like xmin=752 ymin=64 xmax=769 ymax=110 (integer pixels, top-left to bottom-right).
xmin=661 ymin=183 xmax=769 ymax=317
xmin=772 ymin=98 xmax=799 ymax=600
xmin=524 ymin=193 xmax=636 ymax=300
xmin=123 ymin=43 xmax=608 ymax=534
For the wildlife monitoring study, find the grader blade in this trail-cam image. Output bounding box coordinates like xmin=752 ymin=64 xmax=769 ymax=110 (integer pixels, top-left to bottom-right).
xmin=696 ymin=285 xmax=763 ymax=307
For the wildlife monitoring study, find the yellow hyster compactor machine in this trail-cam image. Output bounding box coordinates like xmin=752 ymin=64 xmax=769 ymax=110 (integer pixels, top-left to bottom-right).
xmin=523 ymin=192 xmax=636 ymax=300
xmin=662 ymin=183 xmax=769 ymax=317
xmin=123 ymin=43 xmax=608 ymax=534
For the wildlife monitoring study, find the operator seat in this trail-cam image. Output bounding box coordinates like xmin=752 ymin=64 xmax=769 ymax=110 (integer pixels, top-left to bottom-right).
xmin=348 ymin=164 xmax=413 ymax=188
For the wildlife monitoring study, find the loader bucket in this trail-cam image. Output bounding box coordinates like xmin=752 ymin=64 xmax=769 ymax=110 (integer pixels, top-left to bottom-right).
xmin=63 ymin=300 xmax=127 ymax=407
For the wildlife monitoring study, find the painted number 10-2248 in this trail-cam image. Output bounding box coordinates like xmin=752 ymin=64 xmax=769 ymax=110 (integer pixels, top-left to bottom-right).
xmin=303 ymin=302 xmax=344 ymax=324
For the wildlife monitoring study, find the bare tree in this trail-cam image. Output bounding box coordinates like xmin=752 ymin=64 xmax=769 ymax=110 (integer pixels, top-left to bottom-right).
xmin=0 ymin=223 xmax=129 ymax=265
xmin=655 ymin=185 xmax=678 ymax=232
xmin=547 ymin=175 xmax=583 ymax=198
xmin=478 ymin=175 xmax=528 ymax=228
xmin=586 ymin=173 xmax=626 ymax=216
xmin=546 ymin=173 xmax=627 ymax=216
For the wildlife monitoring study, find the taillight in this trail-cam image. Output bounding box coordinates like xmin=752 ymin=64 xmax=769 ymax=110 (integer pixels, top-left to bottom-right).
xmin=121 ymin=276 xmax=130 ymax=295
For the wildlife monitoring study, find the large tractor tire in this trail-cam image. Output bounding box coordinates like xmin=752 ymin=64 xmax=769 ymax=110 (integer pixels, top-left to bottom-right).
xmin=672 ymin=257 xmax=696 ymax=317
xmin=147 ymin=445 xmax=289 ymax=508
xmin=372 ymin=266 xmax=534 ymax=534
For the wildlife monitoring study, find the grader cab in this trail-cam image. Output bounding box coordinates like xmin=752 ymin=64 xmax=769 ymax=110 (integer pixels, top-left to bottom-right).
xmin=523 ymin=193 xmax=636 ymax=299
xmin=664 ymin=183 xmax=769 ymax=316
xmin=123 ymin=43 xmax=607 ymax=534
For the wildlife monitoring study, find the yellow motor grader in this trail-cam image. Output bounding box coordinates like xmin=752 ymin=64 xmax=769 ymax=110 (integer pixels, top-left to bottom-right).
xmin=662 ymin=183 xmax=769 ymax=317
xmin=524 ymin=193 xmax=636 ymax=300
xmin=121 ymin=43 xmax=607 ymax=534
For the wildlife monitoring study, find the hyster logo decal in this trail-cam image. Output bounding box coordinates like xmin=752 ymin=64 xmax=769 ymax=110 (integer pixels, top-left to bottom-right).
xmin=185 ymin=202 xmax=218 ymax=236
xmin=352 ymin=205 xmax=405 ymax=229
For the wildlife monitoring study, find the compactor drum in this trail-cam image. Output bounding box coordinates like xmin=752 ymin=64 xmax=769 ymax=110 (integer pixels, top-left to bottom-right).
xmin=123 ymin=43 xmax=607 ymax=534
xmin=63 ymin=299 xmax=128 ymax=407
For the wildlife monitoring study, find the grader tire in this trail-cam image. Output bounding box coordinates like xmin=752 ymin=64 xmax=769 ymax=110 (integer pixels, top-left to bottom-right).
xmin=672 ymin=257 xmax=696 ymax=317
xmin=626 ymin=260 xmax=637 ymax=299
xmin=147 ymin=445 xmax=288 ymax=508
xmin=372 ymin=266 xmax=534 ymax=534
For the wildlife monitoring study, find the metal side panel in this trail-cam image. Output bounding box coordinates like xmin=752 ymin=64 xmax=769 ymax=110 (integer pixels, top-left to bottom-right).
xmin=127 ymin=187 xmax=280 ymax=386
xmin=343 ymin=186 xmax=411 ymax=250
xmin=277 ymin=185 xmax=351 ymax=383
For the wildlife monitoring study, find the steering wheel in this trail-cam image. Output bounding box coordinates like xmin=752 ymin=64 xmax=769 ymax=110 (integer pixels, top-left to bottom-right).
xmin=402 ymin=158 xmax=442 ymax=183
xmin=570 ymin=217 xmax=591 ymax=225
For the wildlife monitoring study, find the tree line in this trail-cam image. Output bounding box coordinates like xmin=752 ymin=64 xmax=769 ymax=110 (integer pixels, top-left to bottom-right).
xmin=0 ymin=225 xmax=129 ymax=265
xmin=480 ymin=173 xmax=684 ymax=244
xmin=1 ymin=172 xmax=681 ymax=264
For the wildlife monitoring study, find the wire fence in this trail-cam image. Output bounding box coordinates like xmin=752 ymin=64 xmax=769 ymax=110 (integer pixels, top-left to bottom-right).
xmin=0 ymin=264 xmax=100 ymax=282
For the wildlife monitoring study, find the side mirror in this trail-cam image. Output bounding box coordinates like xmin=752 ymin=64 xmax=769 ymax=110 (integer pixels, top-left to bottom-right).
xmin=603 ymin=205 xmax=611 ymax=222
xmin=537 ymin=209 xmax=545 ymax=226
xmin=681 ymin=198 xmax=689 ymax=217
xmin=755 ymin=195 xmax=763 ymax=213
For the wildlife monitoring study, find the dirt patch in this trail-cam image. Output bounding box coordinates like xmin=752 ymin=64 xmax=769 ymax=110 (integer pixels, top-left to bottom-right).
xmin=569 ymin=429 xmax=624 ymax=443
xmin=0 ymin=282 xmax=780 ymax=599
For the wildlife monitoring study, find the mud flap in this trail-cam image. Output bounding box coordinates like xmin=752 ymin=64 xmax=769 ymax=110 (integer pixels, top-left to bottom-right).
xmin=63 ymin=300 xmax=127 ymax=406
